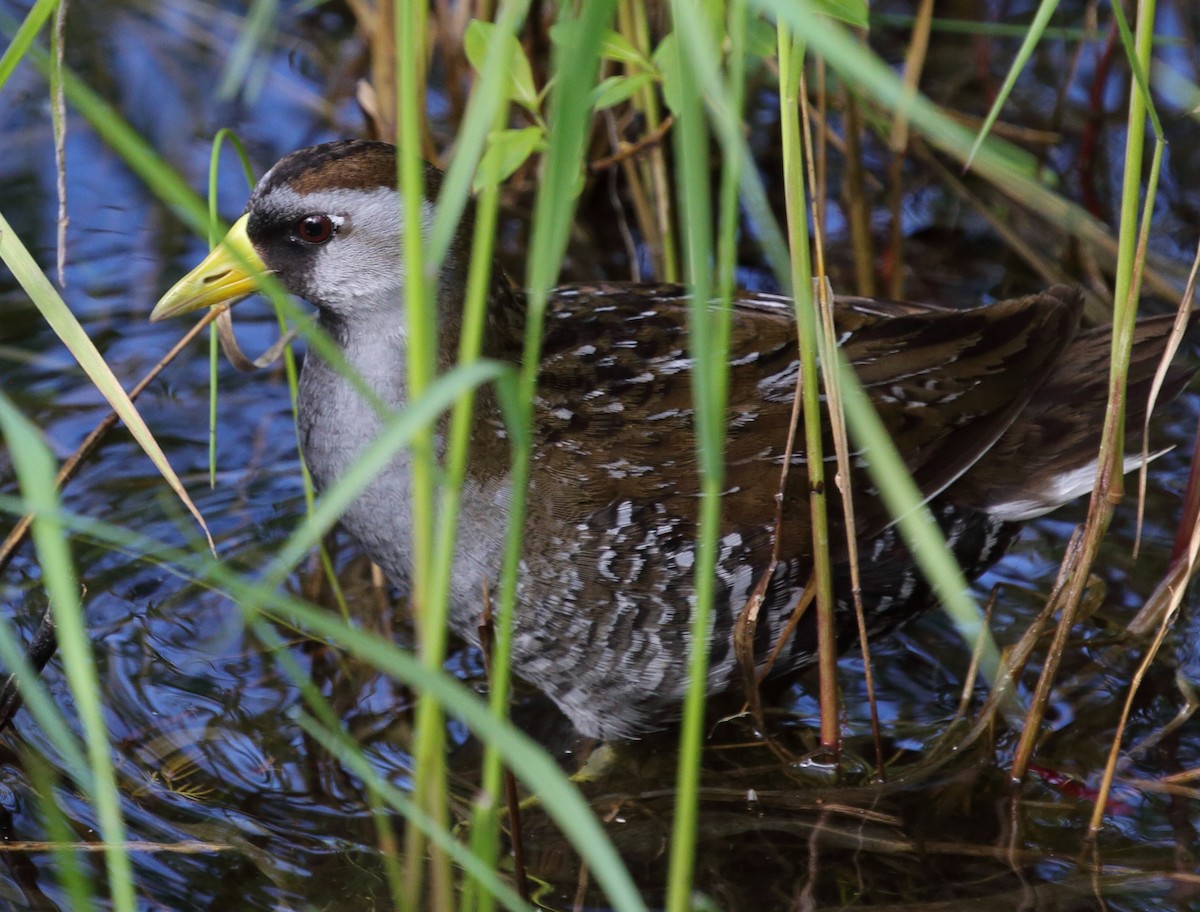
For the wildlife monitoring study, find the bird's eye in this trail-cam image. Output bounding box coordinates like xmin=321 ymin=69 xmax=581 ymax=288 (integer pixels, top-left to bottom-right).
xmin=295 ymin=214 xmax=335 ymax=244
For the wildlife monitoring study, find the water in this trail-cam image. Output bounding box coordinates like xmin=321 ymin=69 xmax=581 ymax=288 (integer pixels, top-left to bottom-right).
xmin=1 ymin=0 xmax=1199 ymax=909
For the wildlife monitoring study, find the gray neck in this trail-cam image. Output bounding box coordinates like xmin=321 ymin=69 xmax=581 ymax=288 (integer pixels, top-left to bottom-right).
xmin=297 ymin=310 xmax=411 ymax=506
xmin=295 ymin=305 xmax=507 ymax=630
xmin=318 ymin=309 xmax=409 ymax=407
xmin=295 ymin=312 xmax=415 ymax=595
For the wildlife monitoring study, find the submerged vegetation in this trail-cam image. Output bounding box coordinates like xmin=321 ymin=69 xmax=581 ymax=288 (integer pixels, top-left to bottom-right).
xmin=0 ymin=0 xmax=1198 ymax=909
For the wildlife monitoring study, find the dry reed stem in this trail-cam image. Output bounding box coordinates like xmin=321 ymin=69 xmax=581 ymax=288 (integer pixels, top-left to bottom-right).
xmin=1132 ymin=238 xmax=1200 ymax=557
xmin=840 ymin=84 xmax=875 ymax=298
xmin=802 ymin=66 xmax=882 ymax=772
xmin=589 ymin=114 xmax=675 ymax=172
xmin=954 ymin=584 xmax=1000 ymax=721
xmin=1086 ymin=596 xmax=1179 ymax=837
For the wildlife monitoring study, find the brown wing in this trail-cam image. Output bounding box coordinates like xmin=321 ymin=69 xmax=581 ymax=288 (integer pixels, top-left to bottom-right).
xmin=828 ymin=285 xmax=1083 ymax=538
xmin=529 ymin=282 xmax=1082 ymax=546
xmin=949 ymin=309 xmax=1198 ymax=518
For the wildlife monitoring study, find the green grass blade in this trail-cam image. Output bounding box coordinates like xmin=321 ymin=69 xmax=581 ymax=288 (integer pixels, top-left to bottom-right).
xmin=1110 ymin=0 xmax=1164 ymax=141
xmin=663 ymin=2 xmax=722 ymax=909
xmin=0 ymin=0 xmax=56 ymax=90
xmin=205 ymin=130 xmax=258 ymax=487
xmin=963 ymin=0 xmax=1062 ymax=170
xmin=0 ymin=394 xmax=135 ymax=912
xmin=217 ymin=0 xmax=278 ymax=100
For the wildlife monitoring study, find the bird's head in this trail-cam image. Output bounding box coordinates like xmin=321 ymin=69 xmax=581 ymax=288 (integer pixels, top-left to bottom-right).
xmin=151 ymin=140 xmax=459 ymax=327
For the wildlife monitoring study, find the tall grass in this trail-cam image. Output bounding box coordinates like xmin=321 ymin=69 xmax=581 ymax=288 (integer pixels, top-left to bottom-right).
xmin=0 ymin=396 xmax=134 ymax=912
xmin=0 ymin=0 xmax=1190 ymax=909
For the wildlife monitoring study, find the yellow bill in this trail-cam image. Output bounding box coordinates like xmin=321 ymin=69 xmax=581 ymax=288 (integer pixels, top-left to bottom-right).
xmin=150 ymin=214 xmax=268 ymax=321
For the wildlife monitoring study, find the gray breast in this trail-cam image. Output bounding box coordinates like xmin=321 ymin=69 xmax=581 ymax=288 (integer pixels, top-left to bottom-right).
xmin=296 ymin=332 xmax=508 ymax=640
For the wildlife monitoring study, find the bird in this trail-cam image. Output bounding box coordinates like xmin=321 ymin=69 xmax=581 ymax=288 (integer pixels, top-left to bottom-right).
xmin=151 ymin=139 xmax=1194 ymax=739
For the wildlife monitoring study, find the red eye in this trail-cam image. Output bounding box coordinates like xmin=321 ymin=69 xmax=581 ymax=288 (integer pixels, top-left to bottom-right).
xmin=295 ymin=214 xmax=335 ymax=244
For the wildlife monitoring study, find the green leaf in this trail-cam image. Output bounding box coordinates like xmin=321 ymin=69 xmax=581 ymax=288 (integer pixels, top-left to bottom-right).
xmin=591 ymin=71 xmax=656 ymax=111
xmin=463 ymin=19 xmax=496 ymax=73
xmin=651 ymin=32 xmax=681 ymax=114
xmin=811 ymin=0 xmax=868 ymax=27
xmin=546 ymin=19 xmax=582 ymax=49
xmin=465 ymin=19 xmax=540 ymax=113
xmin=600 ymin=29 xmax=650 ymax=68
xmin=745 ymin=16 xmax=777 ymax=59
xmin=473 ymin=126 xmax=544 ymax=192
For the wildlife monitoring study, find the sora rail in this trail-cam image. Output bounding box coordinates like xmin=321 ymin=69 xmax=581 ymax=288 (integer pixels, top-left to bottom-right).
xmin=152 ymin=140 xmax=1194 ymax=738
